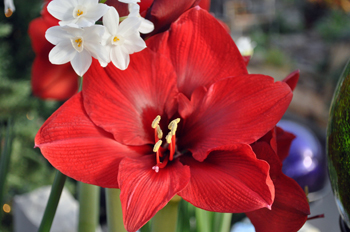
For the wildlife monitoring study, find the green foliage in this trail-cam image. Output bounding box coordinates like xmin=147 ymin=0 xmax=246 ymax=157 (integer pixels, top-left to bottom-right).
xmin=316 ymin=9 xmax=350 ymax=42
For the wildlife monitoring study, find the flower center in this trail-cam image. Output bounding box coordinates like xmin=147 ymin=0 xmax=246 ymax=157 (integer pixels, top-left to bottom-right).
xmin=73 ymin=5 xmax=87 ymax=18
xmin=71 ymin=37 xmax=84 ymax=52
xmin=151 ymin=115 xmax=180 ymax=173
xmin=111 ymin=35 xmax=124 ymax=45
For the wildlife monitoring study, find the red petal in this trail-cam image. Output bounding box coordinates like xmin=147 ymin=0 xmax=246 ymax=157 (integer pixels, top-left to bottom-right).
xmin=104 ymin=0 xmax=129 ymax=17
xmin=28 ymin=17 xmax=53 ymax=55
xmin=198 ymin=0 xmax=211 ymax=11
xmin=178 ymin=75 xmax=292 ymax=161
xmin=35 ymin=93 xmax=145 ymax=188
xmin=276 ymin=126 xmax=295 ymax=161
xmin=282 ymin=70 xmax=299 ymax=91
xmin=145 ymin=0 xmax=198 ymax=35
xmin=83 ymin=49 xmax=178 ymax=146
xmin=147 ymin=8 xmax=247 ymax=98
xmin=179 ymin=144 xmax=274 ymax=213
xmin=247 ymin=175 xmax=309 ymax=232
xmin=248 ymin=141 xmax=309 ymax=232
xmin=118 ymin=156 xmax=190 ymax=232
xmin=31 ymin=55 xmax=78 ymax=101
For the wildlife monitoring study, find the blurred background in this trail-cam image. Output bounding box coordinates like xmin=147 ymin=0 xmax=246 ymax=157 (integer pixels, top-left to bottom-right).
xmin=0 ymin=0 xmax=350 ymax=231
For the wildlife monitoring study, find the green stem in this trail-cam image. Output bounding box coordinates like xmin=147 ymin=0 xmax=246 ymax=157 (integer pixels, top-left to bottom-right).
xmin=99 ymin=0 xmax=107 ymax=3
xmin=0 ymin=119 xmax=12 ymax=221
xmin=105 ymin=188 xmax=127 ymax=232
xmin=195 ymin=208 xmax=213 ymax=232
xmin=151 ymin=196 xmax=181 ymax=232
xmin=216 ymin=213 xmax=232 ymax=232
xmin=78 ymin=183 xmax=100 ymax=232
xmin=38 ymin=171 xmax=67 ymax=232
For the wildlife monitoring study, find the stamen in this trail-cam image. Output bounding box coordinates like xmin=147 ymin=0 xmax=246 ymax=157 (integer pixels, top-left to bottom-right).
xmin=170 ymin=123 xmax=178 ymax=135
xmin=156 ymin=126 xmax=163 ymax=139
xmin=169 ymin=135 xmax=175 ymax=161
xmin=75 ymin=38 xmax=83 ymax=47
xmin=77 ymin=10 xmax=83 ymax=16
xmin=151 ymin=115 xmax=161 ymax=129
xmin=113 ymin=36 xmax=119 ymax=42
xmin=165 ymin=133 xmax=172 ymax=144
xmin=153 ymin=140 xmax=162 ymax=152
xmin=168 ymin=118 xmax=180 ymax=129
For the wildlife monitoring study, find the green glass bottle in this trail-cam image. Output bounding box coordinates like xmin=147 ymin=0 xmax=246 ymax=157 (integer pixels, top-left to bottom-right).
xmin=327 ymin=59 xmax=350 ymax=229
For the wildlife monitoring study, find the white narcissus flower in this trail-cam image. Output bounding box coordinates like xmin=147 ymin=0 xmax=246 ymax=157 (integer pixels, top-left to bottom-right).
xmin=236 ymin=37 xmax=257 ymax=57
xmin=47 ymin=0 xmax=109 ymax=27
xmin=46 ymin=25 xmax=109 ymax=76
xmin=102 ymin=7 xmax=146 ymax=70
xmin=4 ymin=0 xmax=15 ymax=17
xmin=128 ymin=3 xmax=154 ymax=34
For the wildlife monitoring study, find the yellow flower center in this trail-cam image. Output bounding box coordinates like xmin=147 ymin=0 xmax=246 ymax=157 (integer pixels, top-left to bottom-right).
xmin=76 ymin=10 xmax=84 ymax=16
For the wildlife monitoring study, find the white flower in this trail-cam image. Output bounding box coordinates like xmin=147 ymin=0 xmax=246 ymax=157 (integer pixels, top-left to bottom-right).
xmin=46 ymin=25 xmax=109 ymax=76
xmin=102 ymin=7 xmax=146 ymax=70
xmin=128 ymin=3 xmax=154 ymax=34
xmin=47 ymin=0 xmax=109 ymax=27
xmin=236 ymin=37 xmax=256 ymax=57
xmin=4 ymin=0 xmax=15 ymax=17
xmin=118 ymin=0 xmax=140 ymax=3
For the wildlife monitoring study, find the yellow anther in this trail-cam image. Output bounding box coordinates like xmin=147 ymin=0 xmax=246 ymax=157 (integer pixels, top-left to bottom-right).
xmin=77 ymin=10 xmax=83 ymax=16
xmin=151 ymin=115 xmax=161 ymax=129
xmin=170 ymin=122 xmax=178 ymax=135
xmin=5 ymin=8 xmax=13 ymax=18
xmin=165 ymin=133 xmax=172 ymax=144
xmin=156 ymin=126 xmax=163 ymax=139
xmin=168 ymin=118 xmax=180 ymax=129
xmin=75 ymin=38 xmax=82 ymax=47
xmin=113 ymin=36 xmax=120 ymax=42
xmin=153 ymin=140 xmax=162 ymax=152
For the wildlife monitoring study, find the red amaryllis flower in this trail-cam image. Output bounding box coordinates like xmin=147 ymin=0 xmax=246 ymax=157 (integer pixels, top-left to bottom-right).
xmin=35 ymin=8 xmax=294 ymax=232
xmin=246 ymin=71 xmax=310 ymax=232
xmin=29 ymin=2 xmax=78 ymax=100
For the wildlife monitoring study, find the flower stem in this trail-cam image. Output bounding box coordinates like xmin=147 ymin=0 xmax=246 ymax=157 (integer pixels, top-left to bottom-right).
xmin=215 ymin=213 xmax=232 ymax=232
xmin=78 ymin=182 xmax=100 ymax=232
xmin=105 ymin=188 xmax=127 ymax=232
xmin=38 ymin=170 xmax=67 ymax=232
xmin=195 ymin=207 xmax=214 ymax=232
xmin=151 ymin=196 xmax=181 ymax=232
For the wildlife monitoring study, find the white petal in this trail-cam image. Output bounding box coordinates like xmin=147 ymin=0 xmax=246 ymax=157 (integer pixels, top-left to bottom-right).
xmin=118 ymin=17 xmax=141 ymax=37
xmin=118 ymin=0 xmax=140 ymax=3
xmin=85 ymin=3 xmax=109 ymax=22
xmin=45 ymin=26 xmax=71 ymax=45
xmin=70 ymin=49 xmax=92 ymax=76
xmin=103 ymin=7 xmax=119 ymax=35
xmin=123 ymin=33 xmax=146 ymax=53
xmin=83 ymin=25 xmax=105 ymax=42
xmin=110 ymin=46 xmax=129 ymax=70
xmin=4 ymin=0 xmax=15 ymax=14
xmin=139 ymin=18 xmax=154 ymax=34
xmin=47 ymin=0 xmax=75 ymax=21
xmin=128 ymin=3 xmax=139 ymax=17
xmin=79 ymin=0 xmax=97 ymax=6
xmin=85 ymin=42 xmax=109 ymax=64
xmin=48 ymin=41 xmax=76 ymax=65
xmin=75 ymin=16 xmax=94 ymax=27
